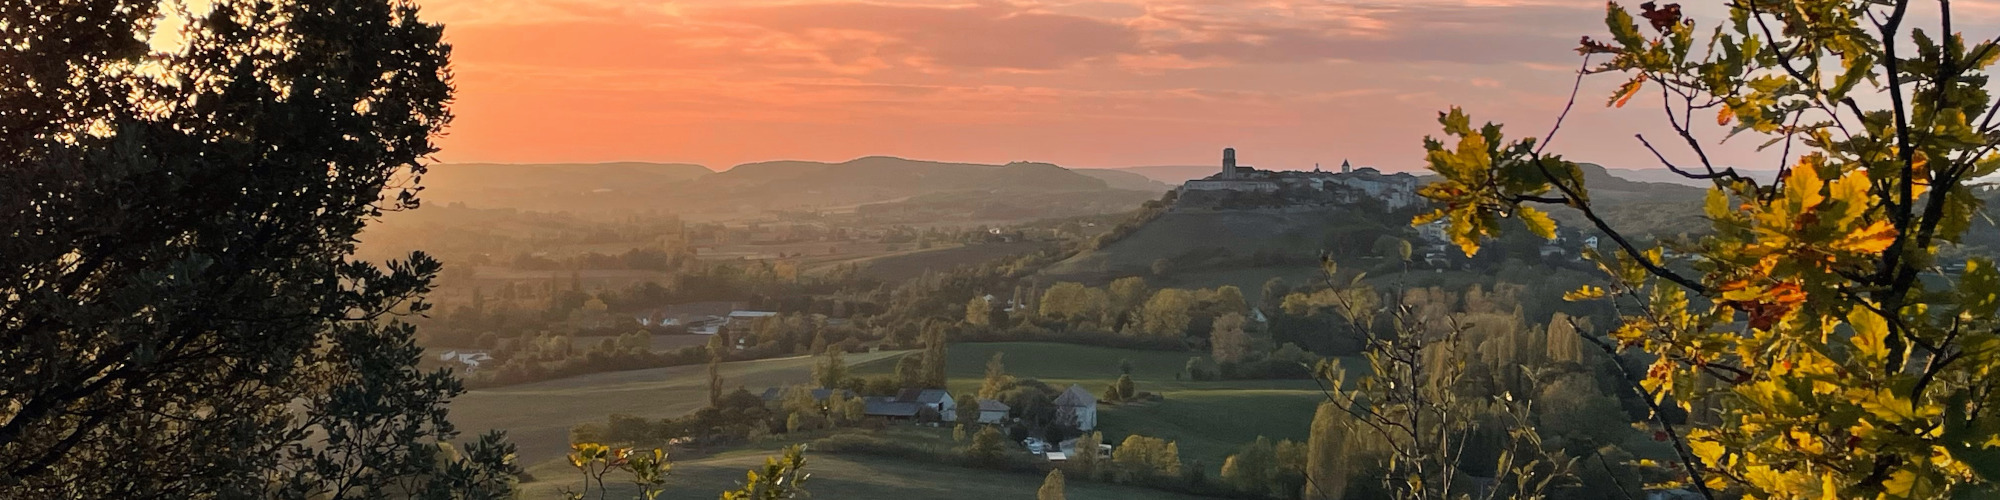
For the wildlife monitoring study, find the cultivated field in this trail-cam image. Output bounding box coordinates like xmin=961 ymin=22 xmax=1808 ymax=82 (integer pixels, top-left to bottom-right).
xmin=566 ymin=333 xmax=716 ymax=353
xmin=851 ymin=342 xmax=1331 ymax=472
xmin=449 ymin=350 xmax=904 ymax=465
xmin=454 ymin=340 xmax=1333 ymax=496
xmin=850 ymin=241 xmax=1053 ymax=282
xmin=514 ymin=445 xmax=1225 ymax=500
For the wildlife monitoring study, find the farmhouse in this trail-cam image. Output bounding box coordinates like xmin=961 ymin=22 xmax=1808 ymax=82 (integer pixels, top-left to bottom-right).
xmin=724 ymin=310 xmax=780 ymax=336
xmin=635 ymin=301 xmax=742 ymax=332
xmin=437 ymin=350 xmax=491 ymax=372
xmin=976 ymin=399 xmax=1010 ymax=424
xmin=1053 ymin=384 xmax=1098 ymax=431
xmin=635 ymin=302 xmax=779 ymax=335
xmin=863 ymin=389 xmax=956 ymax=422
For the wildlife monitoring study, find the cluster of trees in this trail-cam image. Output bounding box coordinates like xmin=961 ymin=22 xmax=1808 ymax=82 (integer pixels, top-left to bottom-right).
xmin=557 ymin=442 xmax=811 ymax=500
xmin=468 ymin=331 xmax=714 ymax=388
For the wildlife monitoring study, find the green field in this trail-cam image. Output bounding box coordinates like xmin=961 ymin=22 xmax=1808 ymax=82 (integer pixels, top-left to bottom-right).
xmin=852 ymin=342 xmax=1331 ymax=471
xmin=515 ymin=446 xmax=1224 ymax=500
xmin=455 ymin=341 xmax=1331 ymax=497
xmin=450 ymin=350 xmax=905 ymax=465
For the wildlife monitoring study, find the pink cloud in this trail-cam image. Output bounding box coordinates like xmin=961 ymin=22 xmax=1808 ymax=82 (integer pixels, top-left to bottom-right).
xmin=415 ymin=0 xmax=1920 ymax=172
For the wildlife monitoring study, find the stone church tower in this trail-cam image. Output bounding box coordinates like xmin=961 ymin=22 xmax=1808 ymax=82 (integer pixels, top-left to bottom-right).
xmin=1221 ymin=148 xmax=1238 ymax=179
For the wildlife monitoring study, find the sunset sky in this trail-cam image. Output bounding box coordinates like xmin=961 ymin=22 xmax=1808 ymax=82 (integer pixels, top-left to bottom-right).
xmin=411 ymin=0 xmax=2000 ymax=172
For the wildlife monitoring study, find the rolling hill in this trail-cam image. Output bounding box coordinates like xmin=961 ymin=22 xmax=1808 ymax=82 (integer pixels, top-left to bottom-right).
xmin=1603 ymin=166 xmax=1782 ymax=187
xmin=1076 ymin=168 xmax=1175 ymax=192
xmin=682 ymin=157 xmax=1127 ymax=214
xmin=421 ymin=162 xmax=714 ymax=211
xmin=1097 ymin=165 xmax=1224 ymax=184
xmin=415 ymin=157 xmax=1163 ymax=220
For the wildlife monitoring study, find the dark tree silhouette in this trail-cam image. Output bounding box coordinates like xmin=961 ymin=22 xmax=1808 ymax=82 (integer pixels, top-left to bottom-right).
xmin=0 ymin=0 xmax=515 ymax=497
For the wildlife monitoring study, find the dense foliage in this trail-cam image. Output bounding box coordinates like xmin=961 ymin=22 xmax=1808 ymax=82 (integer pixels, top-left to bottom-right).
xmin=1421 ymin=1 xmax=2000 ymax=497
xmin=0 ymin=0 xmax=526 ymax=497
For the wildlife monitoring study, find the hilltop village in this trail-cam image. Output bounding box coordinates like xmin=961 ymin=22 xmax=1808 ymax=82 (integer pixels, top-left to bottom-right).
xmin=1174 ymin=148 xmax=1422 ymax=211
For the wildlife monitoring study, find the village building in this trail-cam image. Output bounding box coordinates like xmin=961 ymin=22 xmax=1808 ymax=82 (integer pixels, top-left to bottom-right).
xmin=1053 ymin=384 xmax=1098 ymax=431
xmin=1178 ymin=148 xmax=1422 ymax=210
xmin=863 ymin=389 xmax=956 ymax=422
xmin=437 ymin=350 xmax=492 ymax=372
xmin=976 ymin=399 xmax=1010 ymax=424
xmin=635 ymin=301 xmax=741 ymax=330
xmin=635 ymin=302 xmax=778 ymax=336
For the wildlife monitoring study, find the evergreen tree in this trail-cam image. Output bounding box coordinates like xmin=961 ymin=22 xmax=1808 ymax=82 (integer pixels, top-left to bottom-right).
xmin=919 ymin=322 xmax=949 ymax=388
xmin=0 ymin=1 xmax=514 ymax=495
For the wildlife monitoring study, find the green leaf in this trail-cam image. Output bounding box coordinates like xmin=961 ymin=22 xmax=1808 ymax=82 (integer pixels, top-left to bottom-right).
xmin=1606 ymin=3 xmax=1646 ymax=51
xmin=1828 ymin=52 xmax=1874 ymax=102
xmin=1960 ymin=258 xmax=2000 ymax=318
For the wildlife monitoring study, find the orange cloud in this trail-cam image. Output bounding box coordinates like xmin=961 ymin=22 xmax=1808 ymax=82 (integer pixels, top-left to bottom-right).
xmin=415 ymin=0 xmax=1816 ymax=172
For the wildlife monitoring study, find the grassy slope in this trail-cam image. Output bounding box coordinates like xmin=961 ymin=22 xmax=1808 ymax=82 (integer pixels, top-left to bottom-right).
xmin=850 ymin=241 xmax=1054 ymax=282
xmin=450 ymin=351 xmax=904 ymax=465
xmin=1041 ymin=211 xmax=1333 ymax=279
xmin=851 ymin=342 xmax=1329 ymax=472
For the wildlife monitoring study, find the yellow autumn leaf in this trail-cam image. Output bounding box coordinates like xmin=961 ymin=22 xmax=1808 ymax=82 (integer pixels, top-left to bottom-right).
xmin=1705 ymin=188 xmax=1730 ymax=221
xmin=1848 ymin=306 xmax=1890 ymax=364
xmin=1785 ymin=155 xmax=1827 ymax=211
xmin=1831 ymin=219 xmax=1898 ymax=255
xmin=1563 ymin=285 xmax=1607 ymax=302
xmin=1688 ymin=439 xmax=1726 ymax=466
xmin=1717 ymin=105 xmax=1735 ymax=125
xmin=1884 ymin=469 xmax=1920 ymax=498
xmin=1519 ymin=205 xmax=1557 ymax=240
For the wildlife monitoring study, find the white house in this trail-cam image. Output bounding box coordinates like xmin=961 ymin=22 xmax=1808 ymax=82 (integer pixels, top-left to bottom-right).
xmin=1054 ymin=384 xmax=1098 ymax=431
xmin=437 ymin=350 xmax=491 ymax=372
xmin=1416 ymin=219 xmax=1450 ymax=243
xmin=976 ymin=399 xmax=1010 ymax=424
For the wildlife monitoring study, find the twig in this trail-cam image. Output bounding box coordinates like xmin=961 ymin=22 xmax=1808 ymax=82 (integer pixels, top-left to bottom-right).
xmin=1539 ymin=55 xmax=1595 ymax=155
xmin=1573 ymin=320 xmax=1719 ymax=500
